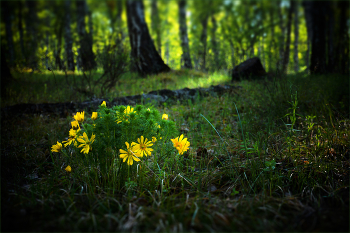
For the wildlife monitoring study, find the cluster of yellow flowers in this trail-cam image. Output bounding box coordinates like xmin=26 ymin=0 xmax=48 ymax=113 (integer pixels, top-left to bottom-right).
xmin=51 ymin=110 xmax=97 ymax=154
xmin=51 ymin=101 xmax=190 ymax=172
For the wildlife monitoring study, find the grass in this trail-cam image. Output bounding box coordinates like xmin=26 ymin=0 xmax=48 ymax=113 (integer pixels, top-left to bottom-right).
xmin=1 ymin=69 xmax=349 ymax=232
xmin=1 ymin=69 xmax=230 ymax=107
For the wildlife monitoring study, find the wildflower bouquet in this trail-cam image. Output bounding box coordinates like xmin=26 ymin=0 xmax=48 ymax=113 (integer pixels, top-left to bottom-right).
xmin=51 ymin=101 xmax=189 ymax=193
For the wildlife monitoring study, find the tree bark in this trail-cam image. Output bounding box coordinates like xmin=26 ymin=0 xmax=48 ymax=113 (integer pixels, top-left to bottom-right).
xmin=277 ymin=0 xmax=285 ymax=71
xmin=282 ymin=1 xmax=294 ymax=74
xmin=336 ymin=1 xmax=349 ymax=74
xmin=2 ymin=1 xmax=15 ymax=67
xmin=302 ymin=1 xmax=313 ymax=73
xmin=126 ymin=0 xmax=170 ymax=76
xmin=211 ymin=15 xmax=219 ymax=70
xmin=309 ymin=1 xmax=328 ymax=74
xmin=293 ymin=0 xmax=299 ymax=73
xmin=18 ymin=1 xmax=25 ymax=64
xmin=268 ymin=6 xmax=275 ymax=72
xmin=178 ymin=0 xmax=193 ymax=69
xmin=151 ymin=0 xmax=162 ymax=56
xmin=64 ymin=1 xmax=75 ymax=71
xmin=199 ymin=15 xmax=209 ymax=71
xmin=76 ymin=0 xmax=97 ymax=71
xmin=1 ymin=45 xmax=14 ymax=98
xmin=25 ymin=1 xmax=39 ymax=70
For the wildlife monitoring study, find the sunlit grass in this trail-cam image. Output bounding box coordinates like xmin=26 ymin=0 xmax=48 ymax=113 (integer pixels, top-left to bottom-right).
xmin=2 ymin=69 xmax=231 ymax=107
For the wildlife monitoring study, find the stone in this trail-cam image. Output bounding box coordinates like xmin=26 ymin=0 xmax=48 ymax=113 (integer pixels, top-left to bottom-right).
xmin=231 ymin=57 xmax=267 ymax=82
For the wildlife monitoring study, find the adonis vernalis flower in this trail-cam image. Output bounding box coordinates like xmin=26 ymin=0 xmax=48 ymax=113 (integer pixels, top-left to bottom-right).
xmin=119 ymin=142 xmax=141 ymax=166
xmin=162 ymin=114 xmax=168 ymax=120
xmin=51 ymin=141 xmax=62 ymax=153
xmin=77 ymin=132 xmax=95 ymax=154
xmin=101 ymin=101 xmax=106 ymax=107
xmin=91 ymin=112 xmax=98 ymax=120
xmin=71 ymin=120 xmax=80 ymax=130
xmin=65 ymin=165 xmax=72 ymax=172
xmin=74 ymin=111 xmax=85 ymax=123
xmin=133 ymin=136 xmax=154 ymax=157
xmin=62 ymin=128 xmax=80 ymax=147
xmin=171 ymin=134 xmax=190 ymax=155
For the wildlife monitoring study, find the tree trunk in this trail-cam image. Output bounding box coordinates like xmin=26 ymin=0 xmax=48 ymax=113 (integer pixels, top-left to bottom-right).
xmin=309 ymin=1 xmax=328 ymax=74
xmin=199 ymin=15 xmax=209 ymax=71
xmin=126 ymin=0 xmax=170 ymax=76
xmin=282 ymin=0 xmax=294 ymax=74
xmin=277 ymin=0 xmax=285 ymax=71
xmin=293 ymin=0 xmax=299 ymax=73
xmin=25 ymin=1 xmax=39 ymax=70
xmin=151 ymin=0 xmax=162 ymax=56
xmin=1 ymin=45 xmax=14 ymax=98
xmin=2 ymin=2 xmax=15 ymax=67
xmin=303 ymin=1 xmax=313 ymax=73
xmin=18 ymin=1 xmax=25 ymax=64
xmin=336 ymin=1 xmax=349 ymax=74
xmin=211 ymin=15 xmax=219 ymax=70
xmin=55 ymin=21 xmax=63 ymax=70
xmin=269 ymin=6 xmax=275 ymax=72
xmin=64 ymin=1 xmax=75 ymax=71
xmin=229 ymin=40 xmax=235 ymax=68
xmin=116 ymin=0 xmax=125 ymax=51
xmin=178 ymin=0 xmax=193 ymax=69
xmin=76 ymin=0 xmax=97 ymax=71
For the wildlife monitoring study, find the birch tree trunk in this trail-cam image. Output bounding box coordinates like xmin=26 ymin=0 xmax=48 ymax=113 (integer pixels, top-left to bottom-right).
xmin=64 ymin=1 xmax=75 ymax=71
xmin=151 ymin=0 xmax=162 ymax=56
xmin=126 ymin=0 xmax=170 ymax=76
xmin=282 ymin=0 xmax=294 ymax=74
xmin=178 ymin=0 xmax=193 ymax=69
xmin=293 ymin=0 xmax=299 ymax=73
xmin=76 ymin=0 xmax=96 ymax=71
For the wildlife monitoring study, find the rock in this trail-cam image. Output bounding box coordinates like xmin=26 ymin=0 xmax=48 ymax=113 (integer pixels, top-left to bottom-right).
xmin=231 ymin=57 xmax=267 ymax=82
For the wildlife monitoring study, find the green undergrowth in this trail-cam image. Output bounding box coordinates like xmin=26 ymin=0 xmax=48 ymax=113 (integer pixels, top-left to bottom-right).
xmin=1 ymin=72 xmax=349 ymax=232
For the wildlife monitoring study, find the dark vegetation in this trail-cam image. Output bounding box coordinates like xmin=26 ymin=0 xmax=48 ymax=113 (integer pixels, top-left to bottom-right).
xmin=1 ymin=0 xmax=349 ymax=232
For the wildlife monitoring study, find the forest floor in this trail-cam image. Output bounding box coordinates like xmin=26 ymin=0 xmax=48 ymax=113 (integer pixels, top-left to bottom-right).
xmin=1 ymin=70 xmax=349 ymax=232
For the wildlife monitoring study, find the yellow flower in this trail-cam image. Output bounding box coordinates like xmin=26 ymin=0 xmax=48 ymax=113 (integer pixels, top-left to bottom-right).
xmin=162 ymin=114 xmax=168 ymax=120
xmin=62 ymin=128 xmax=80 ymax=147
xmin=65 ymin=165 xmax=72 ymax=172
xmin=91 ymin=112 xmax=98 ymax=120
xmin=133 ymin=136 xmax=154 ymax=157
xmin=147 ymin=108 xmax=150 ymax=111
xmin=171 ymin=134 xmax=190 ymax=155
xmin=51 ymin=141 xmax=62 ymax=153
xmin=71 ymin=120 xmax=80 ymax=130
xmin=119 ymin=142 xmax=141 ymax=166
xmin=74 ymin=111 xmax=85 ymax=123
xmin=116 ymin=106 xmax=137 ymax=124
xmin=152 ymin=137 xmax=157 ymax=143
xmin=101 ymin=101 xmax=106 ymax=107
xmin=77 ymin=132 xmax=95 ymax=154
